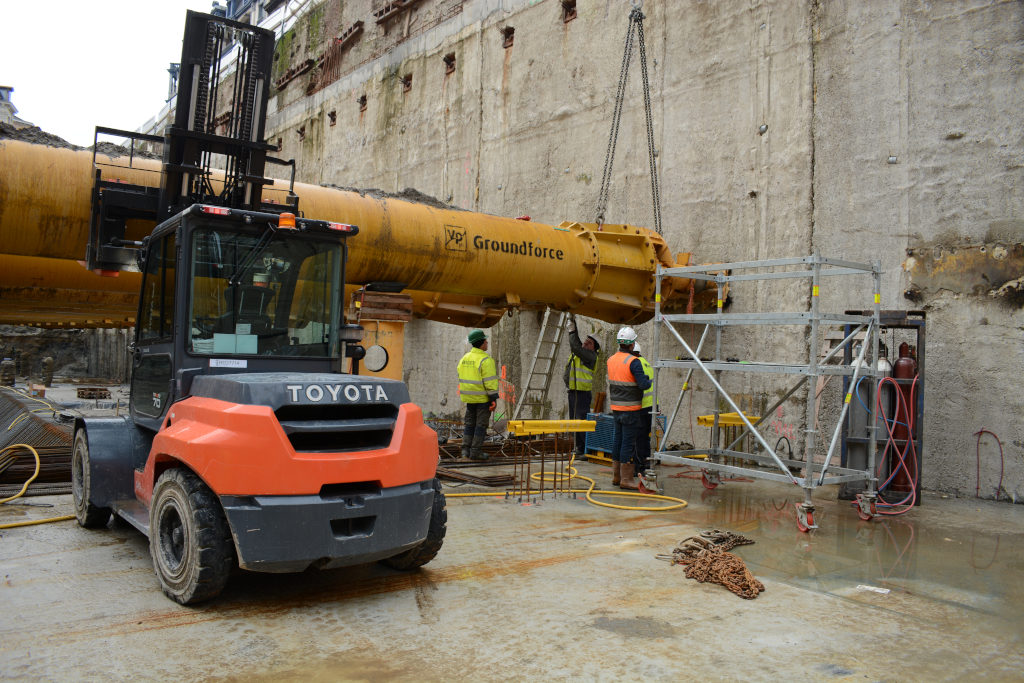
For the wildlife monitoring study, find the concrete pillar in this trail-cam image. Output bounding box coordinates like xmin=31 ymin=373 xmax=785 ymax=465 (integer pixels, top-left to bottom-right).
xmin=0 ymin=359 xmax=14 ymax=386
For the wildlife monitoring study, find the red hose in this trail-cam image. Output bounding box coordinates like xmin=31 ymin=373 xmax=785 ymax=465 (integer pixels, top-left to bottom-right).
xmin=874 ymin=375 xmax=918 ymax=514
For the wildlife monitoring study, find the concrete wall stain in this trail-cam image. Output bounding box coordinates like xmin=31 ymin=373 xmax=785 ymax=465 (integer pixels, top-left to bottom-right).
xmin=904 ymin=241 xmax=1024 ymax=308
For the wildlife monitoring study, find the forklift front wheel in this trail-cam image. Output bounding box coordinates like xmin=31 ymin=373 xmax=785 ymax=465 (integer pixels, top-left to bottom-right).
xmin=150 ymin=468 xmax=234 ymax=605
xmin=380 ymin=479 xmax=447 ymax=571
xmin=71 ymin=429 xmax=111 ymax=529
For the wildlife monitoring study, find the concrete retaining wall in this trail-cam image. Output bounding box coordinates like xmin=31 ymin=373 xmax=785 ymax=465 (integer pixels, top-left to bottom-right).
xmin=257 ymin=0 xmax=1021 ymax=499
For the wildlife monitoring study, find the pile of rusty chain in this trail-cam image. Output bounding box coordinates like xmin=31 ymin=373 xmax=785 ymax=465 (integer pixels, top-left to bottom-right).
xmin=656 ymin=529 xmax=765 ymax=600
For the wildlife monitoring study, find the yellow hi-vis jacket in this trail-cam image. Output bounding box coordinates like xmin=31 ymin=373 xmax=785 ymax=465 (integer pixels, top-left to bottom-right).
xmin=565 ymin=354 xmax=594 ymax=391
xmin=639 ymin=356 xmax=654 ymax=409
xmin=457 ymin=347 xmax=499 ymax=404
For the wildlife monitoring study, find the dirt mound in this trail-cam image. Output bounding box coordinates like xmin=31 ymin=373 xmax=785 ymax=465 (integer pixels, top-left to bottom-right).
xmin=319 ymin=183 xmax=464 ymax=211
xmin=0 ymin=125 xmax=162 ymax=161
xmin=0 ymin=326 xmax=89 ymax=378
xmin=0 ymin=123 xmax=79 ymax=149
xmin=92 ymin=140 xmax=162 ymax=160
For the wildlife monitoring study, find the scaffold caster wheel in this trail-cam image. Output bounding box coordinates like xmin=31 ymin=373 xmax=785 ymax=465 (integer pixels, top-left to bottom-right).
xmin=795 ymin=503 xmax=817 ymax=532
xmin=701 ymin=470 xmax=719 ymax=490
xmin=855 ymin=494 xmax=876 ymax=521
xmin=638 ymin=469 xmax=658 ymax=495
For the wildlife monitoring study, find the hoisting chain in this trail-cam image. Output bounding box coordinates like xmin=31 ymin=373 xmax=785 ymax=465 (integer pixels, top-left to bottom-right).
xmin=595 ymin=4 xmax=663 ymax=236
xmin=656 ymin=529 xmax=765 ymax=599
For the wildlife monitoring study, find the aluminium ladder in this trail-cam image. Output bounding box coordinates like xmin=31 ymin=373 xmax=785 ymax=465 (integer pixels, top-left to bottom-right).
xmin=511 ymin=309 xmax=569 ymax=420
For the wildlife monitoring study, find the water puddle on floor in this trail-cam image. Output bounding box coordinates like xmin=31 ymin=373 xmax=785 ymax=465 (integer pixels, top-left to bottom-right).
xmin=659 ymin=472 xmax=1024 ymax=625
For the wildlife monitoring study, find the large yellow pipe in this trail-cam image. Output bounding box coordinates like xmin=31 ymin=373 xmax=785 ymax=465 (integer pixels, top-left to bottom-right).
xmin=0 ymin=254 xmax=140 ymax=328
xmin=0 ymin=140 xmax=161 ymax=259
xmin=0 ymin=139 xmax=695 ymax=326
xmin=0 ymin=253 xmax=506 ymax=329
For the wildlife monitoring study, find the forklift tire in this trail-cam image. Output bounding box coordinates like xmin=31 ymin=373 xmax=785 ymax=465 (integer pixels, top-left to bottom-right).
xmin=381 ymin=479 xmax=447 ymax=571
xmin=149 ymin=468 xmax=234 ymax=605
xmin=71 ymin=429 xmax=111 ymax=529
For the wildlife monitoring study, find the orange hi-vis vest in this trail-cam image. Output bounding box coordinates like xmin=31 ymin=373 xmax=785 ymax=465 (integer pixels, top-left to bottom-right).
xmin=607 ymin=351 xmax=643 ymax=411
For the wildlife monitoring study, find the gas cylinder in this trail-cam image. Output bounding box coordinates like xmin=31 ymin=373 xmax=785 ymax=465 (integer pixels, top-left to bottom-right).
xmin=851 ymin=343 xmax=893 ymax=436
xmin=892 ymin=342 xmax=917 ymax=441
xmin=843 ymin=343 xmax=893 ymax=498
xmin=889 ymin=341 xmax=918 ymax=496
xmin=877 ymin=352 xmax=894 ymax=432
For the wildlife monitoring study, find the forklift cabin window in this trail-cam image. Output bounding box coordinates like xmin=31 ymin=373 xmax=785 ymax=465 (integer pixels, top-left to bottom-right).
xmin=188 ymin=226 xmax=342 ymax=358
xmin=138 ymin=232 xmax=177 ymax=341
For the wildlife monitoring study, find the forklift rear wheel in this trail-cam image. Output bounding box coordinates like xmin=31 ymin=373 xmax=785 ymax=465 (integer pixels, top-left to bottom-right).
xmin=381 ymin=479 xmax=447 ymax=571
xmin=71 ymin=429 xmax=111 ymax=528
xmin=150 ymin=468 xmax=234 ymax=605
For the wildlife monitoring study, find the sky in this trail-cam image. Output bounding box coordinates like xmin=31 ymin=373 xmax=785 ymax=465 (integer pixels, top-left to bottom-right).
xmin=2 ymin=0 xmax=214 ymax=147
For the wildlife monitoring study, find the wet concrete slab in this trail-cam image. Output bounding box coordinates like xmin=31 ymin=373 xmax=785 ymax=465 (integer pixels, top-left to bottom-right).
xmin=1 ymin=461 xmax=1022 ymax=681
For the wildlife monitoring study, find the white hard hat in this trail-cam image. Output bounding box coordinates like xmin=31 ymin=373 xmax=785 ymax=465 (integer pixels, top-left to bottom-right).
xmin=632 ymin=342 xmax=642 ymax=354
xmin=616 ymin=326 xmax=638 ymax=344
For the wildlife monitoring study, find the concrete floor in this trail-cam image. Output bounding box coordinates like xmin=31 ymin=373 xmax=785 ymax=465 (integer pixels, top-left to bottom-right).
xmin=1 ymin=461 xmax=1022 ymax=682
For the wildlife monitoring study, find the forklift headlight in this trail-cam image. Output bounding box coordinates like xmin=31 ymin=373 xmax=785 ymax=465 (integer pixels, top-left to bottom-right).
xmin=340 ymin=324 xmax=364 ymax=342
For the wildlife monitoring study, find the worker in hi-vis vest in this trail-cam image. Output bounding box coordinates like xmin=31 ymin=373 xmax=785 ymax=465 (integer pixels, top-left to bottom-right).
xmin=457 ymin=329 xmax=499 ymax=461
xmin=606 ymin=326 xmax=651 ymax=490
xmin=563 ymin=313 xmax=600 ymax=457
xmin=631 ymin=341 xmax=654 ymax=476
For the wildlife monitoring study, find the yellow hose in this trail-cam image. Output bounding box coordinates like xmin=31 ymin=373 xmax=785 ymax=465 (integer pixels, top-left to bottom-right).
xmin=446 ymin=455 xmax=687 ymax=512
xmin=0 ymin=444 xmax=76 ymax=529
xmin=1 ymin=385 xmax=58 ymax=410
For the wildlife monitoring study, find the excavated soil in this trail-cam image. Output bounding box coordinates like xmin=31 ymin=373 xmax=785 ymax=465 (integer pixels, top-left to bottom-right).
xmin=92 ymin=140 xmax=162 ymax=160
xmin=320 ymin=183 xmax=465 ymax=211
xmin=0 ymin=326 xmax=89 ymax=379
xmin=0 ymin=124 xmax=162 ymax=160
xmin=0 ymin=123 xmax=77 ymax=149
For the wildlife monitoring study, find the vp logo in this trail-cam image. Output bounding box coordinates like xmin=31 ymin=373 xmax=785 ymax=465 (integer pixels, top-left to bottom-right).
xmin=445 ymin=225 xmax=467 ymax=252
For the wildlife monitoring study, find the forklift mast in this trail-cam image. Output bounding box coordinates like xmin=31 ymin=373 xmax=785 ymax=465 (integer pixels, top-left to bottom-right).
xmin=86 ymin=10 xmax=298 ymax=273
xmin=160 ymin=11 xmax=276 ymax=217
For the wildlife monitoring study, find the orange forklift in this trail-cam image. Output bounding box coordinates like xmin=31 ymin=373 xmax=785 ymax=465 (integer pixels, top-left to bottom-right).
xmin=72 ymin=11 xmax=444 ymax=604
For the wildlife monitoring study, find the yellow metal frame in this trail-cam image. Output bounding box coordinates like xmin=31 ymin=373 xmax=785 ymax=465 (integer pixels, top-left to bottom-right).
xmin=696 ymin=412 xmax=761 ymax=428
xmin=506 ymin=419 xmax=596 ymax=436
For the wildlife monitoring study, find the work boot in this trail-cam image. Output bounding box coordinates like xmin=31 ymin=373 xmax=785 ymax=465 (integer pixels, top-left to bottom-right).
xmin=619 ymin=463 xmax=639 ymax=490
xmin=470 ymin=434 xmax=488 ymax=461
xmin=461 ymin=445 xmax=472 ymax=460
xmin=612 ymin=461 xmax=621 ymax=487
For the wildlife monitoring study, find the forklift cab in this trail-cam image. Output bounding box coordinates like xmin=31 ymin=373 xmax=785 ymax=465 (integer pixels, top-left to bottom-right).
xmin=130 ymin=204 xmax=359 ymax=432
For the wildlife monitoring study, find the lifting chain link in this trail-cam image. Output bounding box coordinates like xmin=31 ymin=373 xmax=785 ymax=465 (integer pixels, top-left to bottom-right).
xmin=684 ymin=546 xmax=765 ymax=599
xmin=656 ymin=529 xmax=764 ymax=599
xmin=594 ymin=5 xmax=662 ymax=236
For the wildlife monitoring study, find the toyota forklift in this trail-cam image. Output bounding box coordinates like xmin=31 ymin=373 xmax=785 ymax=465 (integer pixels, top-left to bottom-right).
xmin=72 ymin=11 xmax=445 ymax=604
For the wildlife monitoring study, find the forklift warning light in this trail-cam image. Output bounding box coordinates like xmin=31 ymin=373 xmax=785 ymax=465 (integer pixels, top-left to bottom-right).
xmin=200 ymin=206 xmax=231 ymax=216
xmin=278 ymin=212 xmax=297 ymax=229
xmin=328 ymin=222 xmax=356 ymax=232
